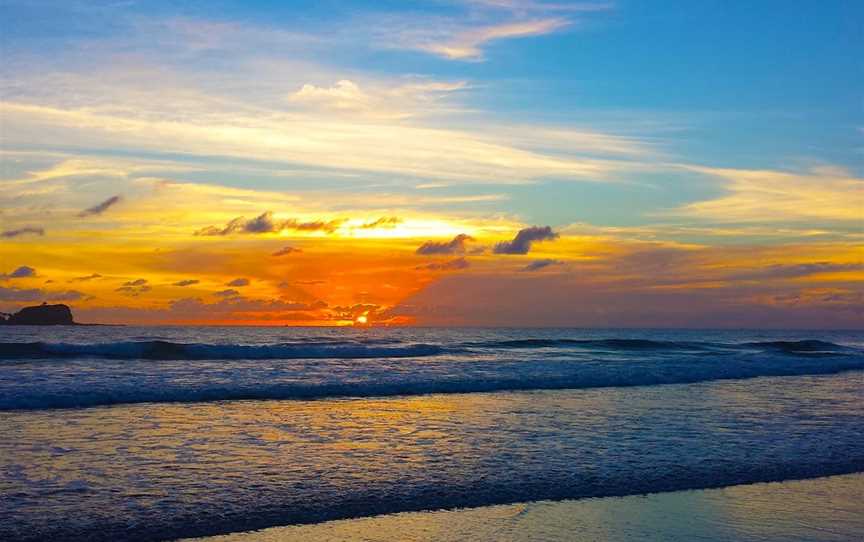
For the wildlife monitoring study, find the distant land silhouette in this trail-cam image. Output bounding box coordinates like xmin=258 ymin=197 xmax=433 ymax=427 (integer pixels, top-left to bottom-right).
xmin=0 ymin=303 xmax=76 ymax=325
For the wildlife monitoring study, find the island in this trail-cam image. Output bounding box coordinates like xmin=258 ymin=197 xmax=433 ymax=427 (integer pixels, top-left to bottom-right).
xmin=0 ymin=303 xmax=76 ymax=325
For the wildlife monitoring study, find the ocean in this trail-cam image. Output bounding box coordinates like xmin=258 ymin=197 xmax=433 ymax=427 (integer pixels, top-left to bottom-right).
xmin=1 ymin=326 xmax=863 ymax=541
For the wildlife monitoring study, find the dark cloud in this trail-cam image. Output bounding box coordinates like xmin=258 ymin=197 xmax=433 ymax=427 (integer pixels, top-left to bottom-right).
xmin=493 ymin=226 xmax=559 ymax=255
xmin=416 ymin=257 xmax=470 ymax=271
xmin=71 ymin=273 xmax=102 ymax=282
xmin=331 ymin=303 xmax=382 ymax=320
xmin=1 ymin=266 xmax=36 ymax=280
xmin=226 ymin=278 xmax=250 ymax=287
xmin=416 ymin=234 xmax=474 ymax=255
xmin=214 ymin=289 xmax=241 ymax=298
xmin=1 ymin=226 xmax=45 ymax=238
xmin=172 ymin=279 xmax=200 ymax=287
xmin=78 ymin=195 xmax=122 ymax=217
xmin=523 ymin=259 xmax=563 ymax=271
xmin=0 ymin=286 xmax=84 ymax=302
xmin=360 ymin=216 xmax=402 ymax=229
xmin=116 ymin=279 xmax=150 ymax=296
xmin=195 ymin=211 xmax=343 ymax=236
xmin=273 ymin=246 xmax=303 ymax=257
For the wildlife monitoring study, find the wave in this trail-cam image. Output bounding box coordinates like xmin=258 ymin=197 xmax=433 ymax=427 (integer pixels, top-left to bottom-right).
xmin=740 ymin=340 xmax=853 ymax=353
xmin=2 ymin=338 xmax=857 ymax=361
xmin=468 ymin=338 xmax=857 ymax=354
xmin=466 ymin=338 xmax=711 ymax=350
xmin=0 ymin=340 xmax=444 ymax=361
xmin=4 ymin=353 xmax=863 ymax=410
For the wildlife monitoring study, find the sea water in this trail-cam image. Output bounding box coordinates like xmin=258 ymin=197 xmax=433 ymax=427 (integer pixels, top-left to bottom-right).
xmin=1 ymin=327 xmax=862 ymax=541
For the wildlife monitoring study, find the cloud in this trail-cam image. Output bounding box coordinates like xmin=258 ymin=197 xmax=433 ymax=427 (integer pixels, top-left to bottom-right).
xmin=172 ymin=279 xmax=200 ymax=286
xmin=1 ymin=266 xmax=37 ymax=280
xmin=226 ymin=278 xmax=250 ymax=287
xmin=195 ymin=211 xmax=343 ymax=236
xmin=727 ymin=262 xmax=864 ymax=281
xmin=415 ymin=19 xmax=569 ymax=60
xmin=416 ymin=257 xmax=471 ymax=271
xmin=0 ymin=286 xmax=84 ymax=302
xmin=494 ymin=226 xmax=559 ymax=254
xmin=416 ymin=233 xmax=474 ymax=255
xmin=70 ymin=273 xmax=102 ymax=282
xmin=78 ymin=195 xmax=122 ymax=217
xmin=282 ymin=280 xmax=326 ymax=287
xmin=287 ymin=79 xmax=467 ymax=119
xmin=674 ymin=166 xmax=864 ymax=223
xmin=214 ymin=289 xmax=241 ymax=298
xmin=1 ymin=227 xmax=45 ymax=238
xmin=288 ymin=80 xmax=370 ymax=111
xmin=49 ymin=291 xmax=87 ymax=301
xmin=76 ymin=295 xmax=332 ymax=324
xmin=0 ymin=102 xmax=627 ymax=185
xmin=391 ymin=269 xmax=864 ymax=329
xmin=273 ymin=246 xmax=303 ymax=257
xmin=172 ymin=296 xmax=327 ymax=315
xmin=360 ymin=216 xmax=403 ymax=229
xmin=523 ymin=258 xmax=562 ymax=271
xmin=116 ymin=278 xmax=150 ymax=296
xmin=115 ymin=285 xmax=151 ymax=296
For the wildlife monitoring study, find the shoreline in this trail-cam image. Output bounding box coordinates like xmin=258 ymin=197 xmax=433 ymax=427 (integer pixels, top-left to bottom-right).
xmin=183 ymin=472 xmax=864 ymax=542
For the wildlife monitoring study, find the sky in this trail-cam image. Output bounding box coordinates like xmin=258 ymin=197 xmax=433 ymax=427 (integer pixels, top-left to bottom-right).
xmin=0 ymin=0 xmax=861 ymax=327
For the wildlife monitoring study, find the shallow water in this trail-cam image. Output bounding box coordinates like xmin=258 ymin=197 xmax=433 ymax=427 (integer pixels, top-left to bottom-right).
xmin=1 ymin=327 xmax=862 ymax=541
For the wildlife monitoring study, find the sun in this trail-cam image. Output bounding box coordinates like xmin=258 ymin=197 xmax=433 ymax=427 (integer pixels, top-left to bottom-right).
xmin=355 ymin=314 xmax=368 ymax=325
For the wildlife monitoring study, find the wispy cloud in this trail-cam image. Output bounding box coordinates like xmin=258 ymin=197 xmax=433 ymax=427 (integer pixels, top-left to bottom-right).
xmin=359 ymin=217 xmax=403 ymax=229
xmin=1 ymin=227 xmax=45 ymax=238
xmin=78 ymin=195 xmax=122 ymax=217
xmin=673 ymin=166 xmax=864 ymax=223
xmin=416 ymin=257 xmax=471 ymax=271
xmin=416 ymin=234 xmax=475 ymax=255
xmin=523 ymin=258 xmax=563 ymax=271
xmin=195 ymin=212 xmax=344 ymax=236
xmin=386 ymin=1 xmax=611 ymax=61
xmin=414 ymin=18 xmax=569 ymax=60
xmin=0 ymin=102 xmax=629 ymax=183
